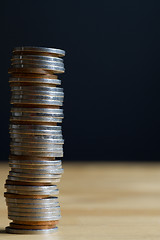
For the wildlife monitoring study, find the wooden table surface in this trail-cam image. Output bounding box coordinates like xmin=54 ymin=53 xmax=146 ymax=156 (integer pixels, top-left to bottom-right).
xmin=0 ymin=162 xmax=160 ymax=239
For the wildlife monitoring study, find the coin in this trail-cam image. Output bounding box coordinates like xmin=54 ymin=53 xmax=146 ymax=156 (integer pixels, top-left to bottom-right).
xmin=11 ymin=85 xmax=63 ymax=92
xmin=6 ymin=226 xmax=58 ymax=234
xmin=12 ymin=55 xmax=63 ymax=62
xmin=8 ymin=215 xmax=61 ymax=221
xmin=7 ymin=190 xmax=59 ymax=195
xmin=9 ymin=223 xmax=57 ymax=229
xmin=9 ymin=67 xmax=56 ymax=75
xmin=10 ymin=142 xmax=63 ymax=148
xmin=12 ymin=220 xmax=59 ymax=225
xmin=6 ymin=203 xmax=59 ymax=208
xmin=8 ymin=210 xmax=61 ymax=217
xmin=10 ymin=138 xmax=64 ymax=144
xmin=9 ymin=165 xmax=62 ymax=171
xmin=6 ymin=197 xmax=58 ymax=204
xmin=10 ymin=133 xmax=63 ymax=139
xmin=11 ymin=94 xmax=64 ymax=101
xmin=11 ymin=108 xmax=63 ymax=113
xmin=10 ymin=151 xmax=63 ymax=157
xmin=10 ymin=168 xmax=64 ymax=174
xmin=11 ymin=112 xmax=64 ymax=118
xmin=10 ymin=117 xmax=62 ymax=123
xmin=12 ymin=64 xmax=65 ymax=73
xmin=9 ymin=171 xmax=62 ymax=178
xmin=9 ymin=154 xmax=60 ymax=160
xmin=13 ymin=46 xmax=65 ymax=56
xmin=10 ymin=124 xmax=61 ymax=131
xmin=8 ymin=159 xmax=62 ymax=165
xmin=11 ymin=99 xmax=63 ymax=106
xmin=11 ymin=59 xmax=64 ymax=67
xmin=10 ymin=146 xmax=63 ymax=151
xmin=9 ymin=77 xmax=61 ymax=85
xmin=7 ymin=176 xmax=60 ymax=183
xmin=8 ymin=206 xmax=60 ymax=212
xmin=5 ymin=185 xmax=57 ymax=191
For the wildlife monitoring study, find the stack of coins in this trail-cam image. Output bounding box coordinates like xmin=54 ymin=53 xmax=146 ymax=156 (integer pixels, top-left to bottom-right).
xmin=4 ymin=46 xmax=65 ymax=234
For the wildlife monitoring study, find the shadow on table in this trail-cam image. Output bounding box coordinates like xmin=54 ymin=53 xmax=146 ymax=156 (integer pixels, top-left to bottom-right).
xmin=0 ymin=229 xmax=6 ymax=234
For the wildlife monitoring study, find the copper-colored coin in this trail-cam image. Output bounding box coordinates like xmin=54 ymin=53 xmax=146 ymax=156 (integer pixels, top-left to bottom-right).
xmin=10 ymin=120 xmax=58 ymax=125
xmin=10 ymin=81 xmax=58 ymax=87
xmin=13 ymin=220 xmax=59 ymax=225
xmin=9 ymin=155 xmax=56 ymax=160
xmin=10 ymin=223 xmax=57 ymax=229
xmin=10 ymin=104 xmax=60 ymax=109
xmin=8 ymin=67 xmax=50 ymax=75
xmin=10 ymin=73 xmax=58 ymax=79
xmin=5 ymin=180 xmax=52 ymax=186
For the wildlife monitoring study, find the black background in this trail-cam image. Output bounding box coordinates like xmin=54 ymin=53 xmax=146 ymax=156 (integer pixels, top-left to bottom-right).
xmin=1 ymin=0 xmax=160 ymax=161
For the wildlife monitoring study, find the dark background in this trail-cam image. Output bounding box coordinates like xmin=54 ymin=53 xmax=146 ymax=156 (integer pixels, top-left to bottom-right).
xmin=1 ymin=0 xmax=160 ymax=161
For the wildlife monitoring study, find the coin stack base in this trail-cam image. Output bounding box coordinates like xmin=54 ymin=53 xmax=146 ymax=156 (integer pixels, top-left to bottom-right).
xmin=5 ymin=46 xmax=65 ymax=234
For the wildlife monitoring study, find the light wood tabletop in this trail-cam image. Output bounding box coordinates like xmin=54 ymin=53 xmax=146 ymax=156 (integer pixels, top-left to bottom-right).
xmin=0 ymin=162 xmax=160 ymax=239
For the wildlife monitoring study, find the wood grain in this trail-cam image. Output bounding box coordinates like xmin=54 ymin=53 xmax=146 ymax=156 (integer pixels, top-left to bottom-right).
xmin=0 ymin=162 xmax=160 ymax=239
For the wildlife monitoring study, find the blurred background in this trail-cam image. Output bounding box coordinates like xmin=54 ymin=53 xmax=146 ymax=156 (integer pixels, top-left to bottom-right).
xmin=1 ymin=0 xmax=160 ymax=161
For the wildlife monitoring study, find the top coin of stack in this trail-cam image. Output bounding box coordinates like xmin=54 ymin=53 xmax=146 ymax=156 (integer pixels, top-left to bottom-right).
xmin=5 ymin=46 xmax=65 ymax=234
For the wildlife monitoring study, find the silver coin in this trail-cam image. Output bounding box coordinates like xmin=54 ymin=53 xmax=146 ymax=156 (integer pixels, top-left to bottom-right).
xmin=12 ymin=64 xmax=65 ymax=73
xmin=13 ymin=46 xmax=65 ymax=56
xmin=9 ymin=129 xmax=62 ymax=135
xmin=10 ymin=116 xmax=63 ymax=122
xmin=12 ymin=55 xmax=63 ymax=62
xmin=11 ymin=108 xmax=63 ymax=113
xmin=10 ymin=147 xmax=63 ymax=152
xmin=11 ymin=85 xmax=63 ymax=92
xmin=10 ymin=116 xmax=63 ymax=123
xmin=10 ymin=168 xmax=64 ymax=174
xmin=11 ymin=112 xmax=64 ymax=118
xmin=7 ymin=176 xmax=61 ymax=183
xmin=11 ymin=108 xmax=63 ymax=115
xmin=11 ymin=91 xmax=64 ymax=98
xmin=11 ymin=99 xmax=63 ymax=106
xmin=5 ymin=185 xmax=58 ymax=191
xmin=10 ymin=133 xmax=63 ymax=139
xmin=8 ymin=215 xmax=61 ymax=221
xmin=11 ymin=136 xmax=64 ymax=142
xmin=10 ymin=124 xmax=61 ymax=131
xmin=11 ymin=59 xmax=64 ymax=67
xmin=10 ymin=142 xmax=63 ymax=148
xmin=7 ymin=189 xmax=59 ymax=196
xmin=9 ymin=130 xmax=62 ymax=136
xmin=6 ymin=227 xmax=58 ymax=234
xmin=6 ymin=189 xmax=59 ymax=196
xmin=6 ymin=197 xmax=58 ymax=204
xmin=11 ymin=94 xmax=64 ymax=101
xmin=11 ymin=138 xmax=64 ymax=144
xmin=8 ymin=159 xmax=62 ymax=165
xmin=9 ymin=77 xmax=61 ymax=85
xmin=10 ymin=151 xmax=63 ymax=158
xmin=8 ymin=210 xmax=60 ymax=216
xmin=10 ymin=144 xmax=63 ymax=149
xmin=10 ymin=151 xmax=63 ymax=157
xmin=9 ymin=164 xmax=62 ymax=170
xmin=10 ymin=144 xmax=63 ymax=152
xmin=9 ymin=165 xmax=62 ymax=171
xmin=9 ymin=171 xmax=62 ymax=178
xmin=8 ymin=206 xmax=60 ymax=212
xmin=6 ymin=202 xmax=59 ymax=208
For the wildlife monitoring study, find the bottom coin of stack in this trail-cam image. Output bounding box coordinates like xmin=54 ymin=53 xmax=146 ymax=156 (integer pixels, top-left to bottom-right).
xmin=4 ymin=159 xmax=63 ymax=234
